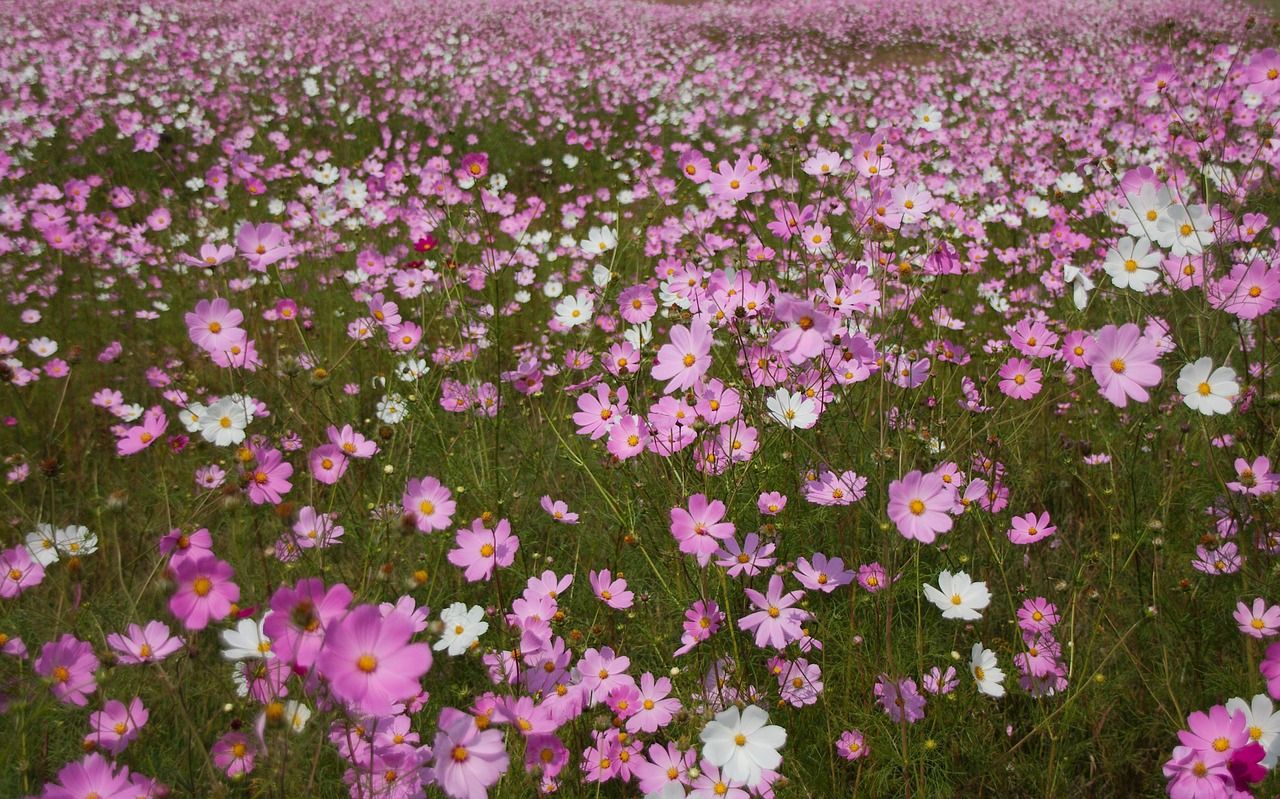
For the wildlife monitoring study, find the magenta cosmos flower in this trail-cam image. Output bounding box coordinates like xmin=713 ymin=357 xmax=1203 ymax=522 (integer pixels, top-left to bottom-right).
xmin=43 ymin=753 xmax=134 ymax=799
xmin=169 ymin=553 xmax=240 ymax=632
xmin=245 ymin=447 xmax=293 ymax=505
xmin=35 ymin=634 xmax=99 ymax=706
xmin=403 ymin=475 xmax=456 ymax=532
xmin=1008 ymin=511 xmax=1057 ymax=545
xmin=447 ymin=517 xmax=519 ymax=582
xmin=0 ymin=544 xmax=45 ymax=598
xmin=89 ymin=697 xmax=148 ymax=755
xmin=263 ymin=578 xmax=353 ymax=670
xmin=651 ymin=321 xmax=713 ymax=394
xmin=317 ymin=604 xmax=432 ymax=716
xmin=433 ymin=705 xmax=510 ymax=799
xmin=670 ymin=494 xmax=735 ymax=566
xmin=997 ymin=357 xmax=1043 ymax=400
xmin=771 ymin=295 xmax=837 ymax=364
xmin=887 ymin=470 xmax=953 ymax=544
xmin=211 ymin=732 xmax=256 ymax=777
xmin=309 ymin=444 xmax=349 ymax=485
xmin=1084 ymin=323 xmax=1162 ymax=408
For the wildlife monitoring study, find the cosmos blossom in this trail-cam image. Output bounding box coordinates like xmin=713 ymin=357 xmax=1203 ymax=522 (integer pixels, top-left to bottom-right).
xmin=1084 ymin=323 xmax=1162 ymax=408
xmin=887 ymin=470 xmax=953 ymax=543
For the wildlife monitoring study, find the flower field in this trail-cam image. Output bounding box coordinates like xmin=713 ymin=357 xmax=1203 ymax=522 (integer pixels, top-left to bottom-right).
xmin=3 ymin=0 xmax=1280 ymax=796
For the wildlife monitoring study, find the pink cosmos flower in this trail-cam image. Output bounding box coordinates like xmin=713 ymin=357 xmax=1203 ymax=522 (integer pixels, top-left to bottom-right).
xmin=628 ymin=672 xmax=681 ymax=733
xmin=327 ymin=424 xmax=378 ymax=458
xmin=35 ymin=634 xmax=99 ymax=706
xmin=707 ymin=158 xmax=762 ymax=201
xmin=433 ymin=706 xmax=509 ymax=799
xmin=309 ymin=444 xmax=349 ymax=485
xmin=447 ymin=517 xmax=519 ymax=582
xmin=1212 ymin=260 xmax=1280 ymax=320
xmin=887 ymin=470 xmax=953 ymax=543
xmin=606 ymin=414 xmax=650 ymax=460
xmin=42 ymin=753 xmax=133 ymax=799
xmin=836 ymin=730 xmax=868 ymax=760
xmin=237 ymin=221 xmax=292 ymax=270
xmin=1236 ymin=599 xmax=1280 ymax=639
xmin=1227 ymin=456 xmax=1280 ymax=496
xmin=857 ymin=562 xmax=892 ymax=593
xmin=1008 ymin=511 xmax=1057 ymax=545
xmin=211 ymin=732 xmax=256 ymax=777
xmin=245 ymin=447 xmax=293 ymax=505
xmin=573 ymin=382 xmax=628 ymax=439
xmin=106 ymin=621 xmax=184 ymax=664
xmin=923 ymin=666 xmax=959 ymax=695
xmin=1263 ymin=643 xmax=1280 ymax=699
xmin=670 ymin=494 xmax=735 ymax=566
xmin=89 ymin=697 xmax=148 ymax=755
xmin=1084 ymin=323 xmax=1162 ymax=408
xmin=169 ymin=553 xmax=239 ymax=632
xmin=635 ymin=741 xmax=695 ymax=796
xmin=1245 ymin=48 xmax=1280 ymax=95
xmin=618 ymin=285 xmax=657 ymax=324
xmin=0 ymin=544 xmax=45 ymax=598
xmin=263 ymin=579 xmax=353 ymax=670
xmin=1017 ymin=598 xmax=1059 ymax=634
xmin=159 ymin=527 xmax=213 ymax=567
xmin=771 ymin=295 xmax=836 ymax=364
xmin=739 ymin=574 xmax=809 ymax=649
xmin=678 ymin=149 xmax=713 ymax=183
xmin=875 ymin=674 xmax=926 ymax=723
xmin=590 ymin=569 xmax=633 ymax=609
xmin=676 ymin=599 xmax=724 ymax=656
xmin=997 ymin=357 xmax=1043 ymax=400
xmin=540 ymin=496 xmax=579 ymax=524
xmin=793 ymin=553 xmax=854 ymax=593
xmin=578 ymin=646 xmax=634 ymax=703
xmin=317 ymin=604 xmax=432 ymax=716
xmin=403 ymin=475 xmax=456 ymax=532
xmin=116 ymin=406 xmax=168 ymax=455
xmin=185 ymin=298 xmax=246 ymax=353
xmin=651 ymin=321 xmax=713 ymax=394
xmin=714 ymin=533 xmax=776 ymax=578
xmin=181 ymin=243 xmax=236 ymax=269
xmin=758 ymin=491 xmax=787 ymax=515
xmin=1178 ymin=705 xmax=1248 ymax=760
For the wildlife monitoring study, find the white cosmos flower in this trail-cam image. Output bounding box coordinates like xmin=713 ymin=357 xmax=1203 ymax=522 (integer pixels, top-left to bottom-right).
xmin=220 ymin=616 xmax=274 ymax=661
xmin=1103 ymin=236 xmax=1162 ymax=292
xmin=922 ymin=570 xmax=991 ymax=621
xmin=766 ymin=389 xmax=818 ymax=430
xmin=283 ymin=700 xmax=312 ymax=733
xmin=435 ymin=602 xmax=488 ymax=656
xmin=699 ymin=705 xmax=786 ymax=788
xmin=55 ymin=525 xmax=98 ymax=557
xmin=1226 ymin=694 xmax=1280 ymax=768
xmin=579 ymin=226 xmax=616 ymax=256
xmin=1176 ymin=357 xmax=1238 ymax=416
xmin=1055 ymin=172 xmax=1084 ymax=193
xmin=25 ymin=523 xmax=60 ymax=566
xmin=201 ymin=396 xmax=249 ymax=446
xmin=1062 ymin=265 xmax=1094 ymax=311
xmin=376 ymin=393 xmax=408 ymax=425
xmin=28 ymin=337 xmax=57 ymax=357
xmin=554 ymin=294 xmax=594 ymax=328
xmin=970 ymin=642 xmax=1006 ymax=698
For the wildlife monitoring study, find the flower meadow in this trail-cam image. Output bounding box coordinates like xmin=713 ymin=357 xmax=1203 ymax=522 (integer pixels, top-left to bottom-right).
xmin=5 ymin=0 xmax=1280 ymax=796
